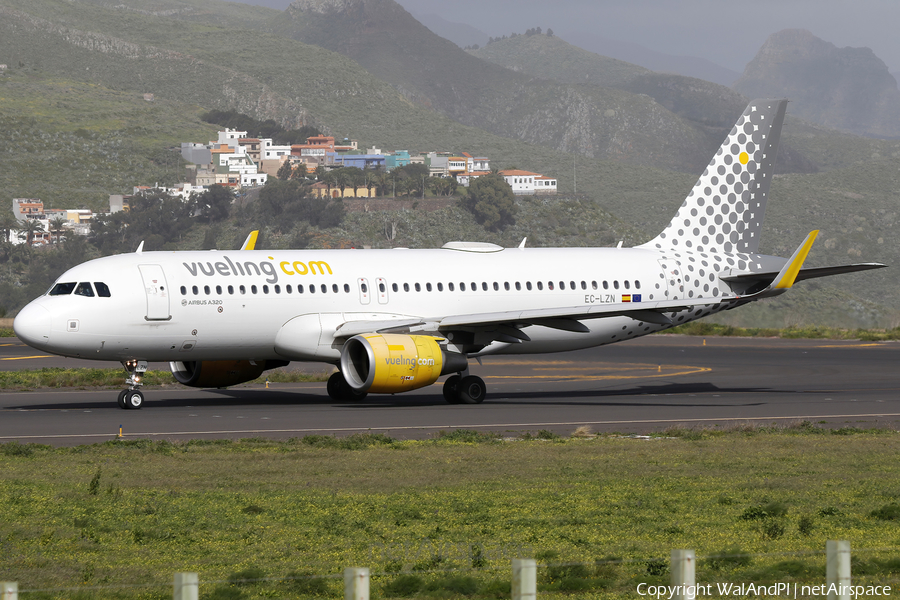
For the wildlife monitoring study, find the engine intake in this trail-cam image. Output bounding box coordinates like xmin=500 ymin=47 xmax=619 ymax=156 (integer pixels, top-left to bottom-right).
xmin=340 ymin=334 xmax=467 ymax=394
xmin=170 ymin=360 xmax=288 ymax=388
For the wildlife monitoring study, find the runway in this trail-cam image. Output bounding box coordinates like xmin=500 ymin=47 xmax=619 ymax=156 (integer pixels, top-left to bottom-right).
xmin=1 ymin=335 xmax=899 ymax=445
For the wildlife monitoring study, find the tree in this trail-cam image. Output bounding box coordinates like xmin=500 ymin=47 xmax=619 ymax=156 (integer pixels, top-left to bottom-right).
xmin=15 ymin=218 xmax=44 ymax=246
xmin=197 ymin=184 xmax=233 ymax=223
xmin=460 ymin=173 xmax=518 ymax=231
xmin=546 ymin=28 xmax=554 ymax=37
xmin=276 ymin=160 xmax=293 ymax=181
xmin=48 ymin=216 xmax=67 ymax=244
xmin=291 ymin=162 xmax=308 ymax=181
xmin=0 ymin=211 xmax=18 ymax=245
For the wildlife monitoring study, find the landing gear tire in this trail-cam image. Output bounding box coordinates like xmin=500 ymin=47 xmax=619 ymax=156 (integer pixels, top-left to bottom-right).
xmin=123 ymin=390 xmax=144 ymax=410
xmin=327 ymin=371 xmax=368 ymax=402
xmin=458 ymin=375 xmax=486 ymax=404
xmin=117 ymin=390 xmax=128 ymax=409
xmin=443 ymin=375 xmax=462 ymax=404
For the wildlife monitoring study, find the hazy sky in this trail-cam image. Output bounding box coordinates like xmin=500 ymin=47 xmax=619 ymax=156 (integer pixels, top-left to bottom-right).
xmin=238 ymin=0 xmax=900 ymax=73
xmin=393 ymin=0 xmax=900 ymax=73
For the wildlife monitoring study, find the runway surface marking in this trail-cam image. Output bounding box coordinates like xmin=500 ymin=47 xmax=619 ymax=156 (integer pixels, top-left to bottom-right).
xmin=2 ymin=355 xmax=51 ymax=361
xmin=485 ymin=364 xmax=710 ymax=381
xmin=3 ymin=412 xmax=900 ymax=441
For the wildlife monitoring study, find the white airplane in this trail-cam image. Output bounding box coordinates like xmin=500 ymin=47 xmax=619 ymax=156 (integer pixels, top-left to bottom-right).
xmin=14 ymin=99 xmax=885 ymax=409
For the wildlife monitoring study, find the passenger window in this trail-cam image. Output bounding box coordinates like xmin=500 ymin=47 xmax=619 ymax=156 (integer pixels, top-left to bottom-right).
xmin=298 ymin=285 xmax=304 ymax=293
xmin=613 ymin=281 xmax=620 ymax=289
xmin=361 ymin=283 xmax=368 ymax=293
xmin=403 ymin=283 xmax=409 ymax=292
xmin=624 ymin=280 xmax=630 ymax=289
xmin=471 ymin=282 xmax=477 ymax=291
xmin=193 ymin=285 xmax=199 ymax=295
xmin=49 ymin=282 xmax=76 ymax=296
xmin=216 ymin=285 xmax=223 ymax=295
xmin=320 ymin=284 xmax=327 ymax=293
xmin=592 ymin=281 xmax=598 ymax=290
xmin=570 ymin=281 xmax=576 ymax=290
xmin=180 ymin=286 xmax=187 ymax=296
xmin=332 ymin=284 xmax=338 ymax=293
xmin=74 ymin=282 xmax=94 ymax=297
xmin=515 ymin=282 xmax=521 ymax=290
xmin=426 ymin=283 xmax=432 ymax=292
xmin=482 ymin=282 xmax=488 ymax=291
xmin=344 ymin=284 xmax=351 ymax=293
xmin=558 ymin=281 xmax=564 ymax=290
xmin=504 ymin=282 xmax=510 ymax=291
xmin=251 ymin=285 xmax=258 ymax=294
xmin=448 ymin=282 xmax=455 ymax=291
xmin=537 ymin=282 xmax=543 ymax=290
xmin=526 ymin=282 xmax=532 ymax=291
xmin=263 ymin=285 xmax=269 ymax=294
xmin=204 ymin=285 xmax=210 ymax=295
xmin=309 ymin=284 xmax=315 ymax=294
xmin=603 ymin=281 xmax=609 ymax=290
xmin=228 ymin=285 xmax=235 ymax=294
xmin=415 ymin=283 xmax=421 ymax=292
xmin=275 ymin=285 xmax=281 ymax=294
xmin=460 ymin=282 xmax=466 ymax=291
xmin=392 ymin=283 xmax=398 ymax=292
xmin=548 ymin=282 xmax=555 ymax=290
xmin=581 ymin=281 xmax=587 ymax=290
xmin=379 ymin=283 xmax=386 ymax=292
xmin=437 ymin=282 xmax=443 ymax=292
xmin=240 ymin=285 xmax=246 ymax=295
xmin=635 ymin=281 xmax=641 ymax=289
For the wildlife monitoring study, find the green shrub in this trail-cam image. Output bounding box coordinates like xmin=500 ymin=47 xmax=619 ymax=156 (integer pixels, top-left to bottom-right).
xmin=227 ymin=567 xmax=266 ymax=586
xmin=381 ymin=574 xmax=424 ymax=597
xmin=740 ymin=501 xmax=787 ymax=520
xmin=871 ymin=503 xmax=900 ymax=521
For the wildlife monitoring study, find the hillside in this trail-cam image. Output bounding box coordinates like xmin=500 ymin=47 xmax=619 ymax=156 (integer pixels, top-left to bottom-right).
xmin=734 ymin=29 xmax=900 ymax=138
xmin=266 ymin=0 xmax=745 ymax=173
xmin=470 ymin=34 xmax=823 ymax=175
xmin=0 ymin=0 xmax=899 ymax=327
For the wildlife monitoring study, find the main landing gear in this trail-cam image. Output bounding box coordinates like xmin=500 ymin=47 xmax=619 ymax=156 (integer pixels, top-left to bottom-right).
xmin=442 ymin=374 xmax=486 ymax=404
xmin=327 ymin=371 xmax=369 ymax=402
xmin=118 ymin=359 xmax=148 ymax=410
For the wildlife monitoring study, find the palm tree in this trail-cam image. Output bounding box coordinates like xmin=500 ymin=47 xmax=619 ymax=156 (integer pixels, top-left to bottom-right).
xmin=0 ymin=210 xmax=17 ymax=245
xmin=16 ymin=218 xmax=44 ymax=246
xmin=49 ymin=216 xmax=67 ymax=244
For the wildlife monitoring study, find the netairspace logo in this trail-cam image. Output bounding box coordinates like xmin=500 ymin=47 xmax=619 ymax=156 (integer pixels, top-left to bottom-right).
xmin=636 ymin=582 xmax=892 ymax=599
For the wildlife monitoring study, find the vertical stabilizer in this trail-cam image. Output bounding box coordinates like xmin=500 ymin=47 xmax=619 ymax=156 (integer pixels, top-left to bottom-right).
xmin=641 ymin=99 xmax=788 ymax=254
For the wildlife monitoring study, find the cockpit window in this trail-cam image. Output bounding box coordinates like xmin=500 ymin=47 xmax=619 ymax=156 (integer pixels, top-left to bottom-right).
xmin=49 ymin=282 xmax=77 ymax=296
xmin=74 ymin=282 xmax=95 ymax=297
xmin=94 ymin=282 xmax=111 ymax=297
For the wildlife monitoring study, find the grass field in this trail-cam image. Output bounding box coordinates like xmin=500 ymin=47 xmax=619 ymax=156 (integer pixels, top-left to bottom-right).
xmin=2 ymin=428 xmax=900 ymax=599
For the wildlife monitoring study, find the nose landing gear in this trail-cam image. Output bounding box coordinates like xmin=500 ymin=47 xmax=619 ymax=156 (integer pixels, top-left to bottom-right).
xmin=118 ymin=360 xmax=148 ymax=409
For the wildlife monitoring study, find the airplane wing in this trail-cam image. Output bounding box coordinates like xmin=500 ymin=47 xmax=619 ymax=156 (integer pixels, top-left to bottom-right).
xmin=333 ymin=296 xmax=732 ymax=341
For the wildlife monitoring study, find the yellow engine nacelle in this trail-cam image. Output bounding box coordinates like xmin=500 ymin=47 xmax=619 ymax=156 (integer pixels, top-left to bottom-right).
xmin=340 ymin=334 xmax=467 ymax=394
xmin=169 ymin=360 xmax=288 ymax=388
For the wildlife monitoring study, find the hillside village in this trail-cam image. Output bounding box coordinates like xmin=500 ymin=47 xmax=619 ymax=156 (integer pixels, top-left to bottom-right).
xmin=7 ymin=127 xmax=557 ymax=246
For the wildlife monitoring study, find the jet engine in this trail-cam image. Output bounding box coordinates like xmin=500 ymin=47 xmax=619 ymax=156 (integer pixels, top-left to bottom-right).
xmin=340 ymin=334 xmax=467 ymax=394
xmin=169 ymin=360 xmax=289 ymax=388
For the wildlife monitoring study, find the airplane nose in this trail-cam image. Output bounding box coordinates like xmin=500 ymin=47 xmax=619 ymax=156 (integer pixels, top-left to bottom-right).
xmin=14 ymin=302 xmax=52 ymax=348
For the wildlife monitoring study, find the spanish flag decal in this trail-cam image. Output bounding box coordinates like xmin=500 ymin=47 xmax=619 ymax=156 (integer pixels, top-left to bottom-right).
xmin=622 ymin=294 xmax=631 ymax=302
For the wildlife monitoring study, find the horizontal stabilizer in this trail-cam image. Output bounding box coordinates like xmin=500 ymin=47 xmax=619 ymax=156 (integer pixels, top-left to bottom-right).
xmin=720 ymin=262 xmax=887 ymax=284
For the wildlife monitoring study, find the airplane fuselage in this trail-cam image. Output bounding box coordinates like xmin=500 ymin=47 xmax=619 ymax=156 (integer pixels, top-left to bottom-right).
xmin=15 ymin=244 xmax=753 ymax=363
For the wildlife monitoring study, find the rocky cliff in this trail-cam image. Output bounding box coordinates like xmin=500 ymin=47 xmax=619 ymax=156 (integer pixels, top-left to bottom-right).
xmin=734 ymin=29 xmax=900 ymax=138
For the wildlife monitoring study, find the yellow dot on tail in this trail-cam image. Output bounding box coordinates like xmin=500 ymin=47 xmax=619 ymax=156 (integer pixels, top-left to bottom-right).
xmin=739 ymin=151 xmax=750 ymax=165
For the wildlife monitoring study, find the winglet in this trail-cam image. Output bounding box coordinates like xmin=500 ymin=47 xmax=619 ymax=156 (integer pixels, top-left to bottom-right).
xmin=771 ymin=230 xmax=819 ymax=290
xmin=136 ymin=240 xmax=144 ymax=254
xmin=518 ymin=237 xmax=527 ymax=249
xmin=241 ymin=230 xmax=259 ymax=251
